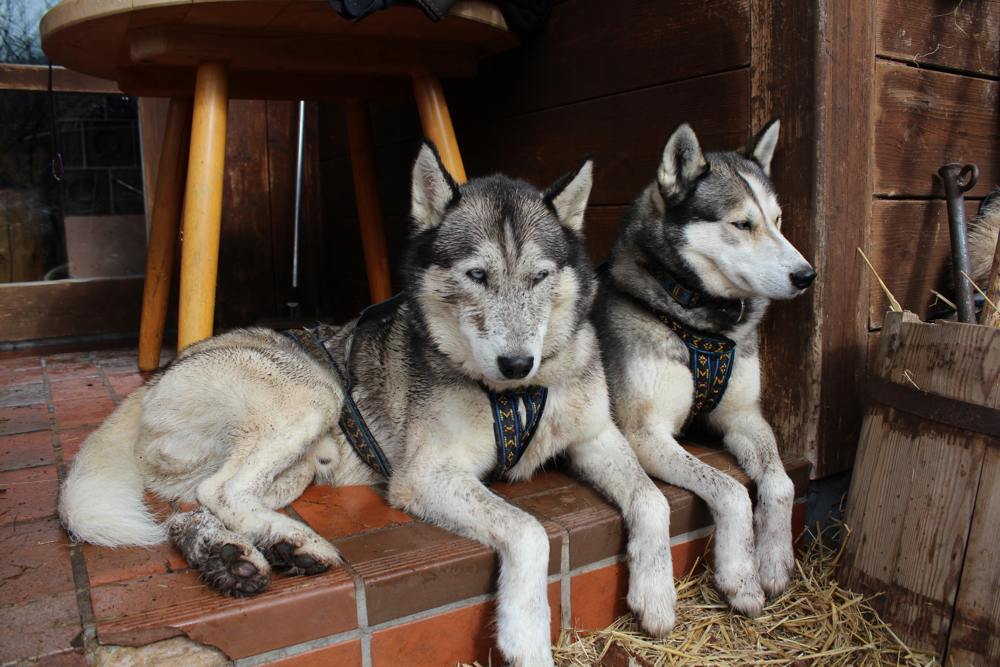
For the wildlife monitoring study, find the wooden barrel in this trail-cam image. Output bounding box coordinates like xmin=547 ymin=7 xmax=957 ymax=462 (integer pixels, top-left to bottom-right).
xmin=839 ymin=311 xmax=999 ymax=665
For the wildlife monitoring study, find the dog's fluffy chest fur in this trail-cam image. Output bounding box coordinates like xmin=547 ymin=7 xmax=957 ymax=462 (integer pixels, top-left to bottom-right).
xmin=323 ymin=304 xmax=612 ymax=483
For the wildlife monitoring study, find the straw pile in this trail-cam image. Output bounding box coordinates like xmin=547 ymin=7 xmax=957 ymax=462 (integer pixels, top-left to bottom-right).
xmin=467 ymin=529 xmax=938 ymax=666
xmin=552 ymin=531 xmax=938 ymax=666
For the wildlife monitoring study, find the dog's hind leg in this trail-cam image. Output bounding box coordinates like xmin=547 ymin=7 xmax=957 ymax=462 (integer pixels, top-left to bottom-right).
xmin=709 ymin=405 xmax=795 ymax=598
xmin=257 ymin=456 xmax=333 ymax=575
xmin=195 ymin=418 xmax=341 ymax=579
xmin=390 ymin=467 xmax=554 ymax=667
xmin=167 ymin=508 xmax=271 ymax=596
xmin=568 ymin=425 xmax=678 ymax=634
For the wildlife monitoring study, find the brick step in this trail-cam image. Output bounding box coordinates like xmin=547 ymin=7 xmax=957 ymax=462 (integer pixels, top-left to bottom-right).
xmin=0 ymin=348 xmax=809 ymax=666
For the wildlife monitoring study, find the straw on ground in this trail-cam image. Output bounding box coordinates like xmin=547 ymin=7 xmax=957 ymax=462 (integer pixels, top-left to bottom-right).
xmin=465 ymin=528 xmax=938 ymax=666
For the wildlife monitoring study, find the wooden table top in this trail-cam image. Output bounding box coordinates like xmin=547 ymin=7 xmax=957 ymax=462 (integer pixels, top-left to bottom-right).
xmin=40 ymin=0 xmax=517 ymax=99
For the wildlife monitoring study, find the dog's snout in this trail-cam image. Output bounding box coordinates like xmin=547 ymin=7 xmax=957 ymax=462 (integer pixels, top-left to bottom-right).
xmin=497 ymin=355 xmax=534 ymax=380
xmin=789 ymin=268 xmax=817 ymax=290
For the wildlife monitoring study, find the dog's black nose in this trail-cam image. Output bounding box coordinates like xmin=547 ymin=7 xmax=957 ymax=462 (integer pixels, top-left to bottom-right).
xmin=497 ymin=355 xmax=534 ymax=379
xmin=790 ymin=268 xmax=817 ymax=289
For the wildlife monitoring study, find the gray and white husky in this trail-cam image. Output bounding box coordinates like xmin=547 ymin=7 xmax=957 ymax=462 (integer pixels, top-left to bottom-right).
xmin=60 ymin=144 xmax=676 ymax=666
xmin=593 ymin=121 xmax=815 ymax=617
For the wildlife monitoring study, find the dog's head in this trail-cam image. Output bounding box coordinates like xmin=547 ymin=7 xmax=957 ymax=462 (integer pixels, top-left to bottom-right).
xmin=407 ymin=143 xmax=595 ymax=387
xmin=646 ymin=120 xmax=815 ymax=300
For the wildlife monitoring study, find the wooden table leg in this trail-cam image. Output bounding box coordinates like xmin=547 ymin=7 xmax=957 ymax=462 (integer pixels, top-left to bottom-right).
xmin=345 ymin=100 xmax=392 ymax=303
xmin=177 ymin=62 xmax=228 ymax=351
xmin=412 ymin=73 xmax=467 ymax=183
xmin=138 ymin=97 xmax=191 ymax=371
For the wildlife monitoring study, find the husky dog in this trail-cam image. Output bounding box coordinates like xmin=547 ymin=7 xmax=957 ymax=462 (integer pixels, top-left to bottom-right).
xmin=60 ymin=144 xmax=676 ymax=666
xmin=593 ymin=121 xmax=815 ymax=617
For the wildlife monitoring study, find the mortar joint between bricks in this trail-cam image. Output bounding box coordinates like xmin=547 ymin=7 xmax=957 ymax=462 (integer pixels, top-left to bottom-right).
xmin=41 ymin=358 xmax=100 ymax=657
xmin=92 ymin=351 xmax=122 ymax=406
xmin=337 ymin=556 xmax=373 ymax=667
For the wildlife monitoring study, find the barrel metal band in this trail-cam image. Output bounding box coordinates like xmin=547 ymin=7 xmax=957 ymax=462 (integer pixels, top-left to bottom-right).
xmin=867 ymin=376 xmax=1000 ymax=440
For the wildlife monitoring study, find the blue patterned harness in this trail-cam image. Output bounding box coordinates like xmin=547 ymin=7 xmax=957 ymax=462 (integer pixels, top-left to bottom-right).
xmin=652 ymin=312 xmax=736 ymax=416
xmin=283 ymin=296 xmax=547 ymax=483
xmin=604 ymin=264 xmax=740 ymax=418
xmin=486 ymin=386 xmax=548 ymax=481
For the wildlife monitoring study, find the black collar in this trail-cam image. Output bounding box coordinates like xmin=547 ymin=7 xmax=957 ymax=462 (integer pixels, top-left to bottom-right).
xmin=637 ymin=248 xmax=746 ymax=325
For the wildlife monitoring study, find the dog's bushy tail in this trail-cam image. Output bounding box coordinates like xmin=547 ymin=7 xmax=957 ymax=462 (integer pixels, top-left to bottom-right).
xmin=59 ymin=387 xmax=165 ymax=546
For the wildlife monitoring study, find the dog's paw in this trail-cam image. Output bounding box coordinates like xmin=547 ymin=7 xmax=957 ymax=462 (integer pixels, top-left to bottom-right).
xmin=714 ymin=556 xmax=765 ymax=617
xmin=497 ymin=633 xmax=555 ymax=667
xmin=496 ymin=592 xmax=555 ymax=667
xmin=627 ymin=570 xmax=676 ymax=638
xmin=263 ymin=537 xmax=341 ymax=576
xmin=200 ymin=542 xmax=272 ymax=597
xmin=756 ymin=539 xmax=795 ymax=598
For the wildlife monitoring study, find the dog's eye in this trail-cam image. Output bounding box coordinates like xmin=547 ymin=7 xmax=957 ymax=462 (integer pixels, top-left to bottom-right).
xmin=466 ymin=268 xmax=487 ymax=285
xmin=731 ymin=221 xmax=753 ymax=231
xmin=532 ymin=270 xmax=550 ymax=286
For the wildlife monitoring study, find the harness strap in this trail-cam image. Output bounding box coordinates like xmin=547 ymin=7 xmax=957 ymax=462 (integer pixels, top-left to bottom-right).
xmin=283 ymin=293 xmax=549 ymax=483
xmin=600 ymin=265 xmax=737 ymax=418
xmin=653 ymin=312 xmax=736 ymax=416
xmin=486 ymin=386 xmax=548 ymax=483
xmin=281 ymin=328 xmax=394 ymax=478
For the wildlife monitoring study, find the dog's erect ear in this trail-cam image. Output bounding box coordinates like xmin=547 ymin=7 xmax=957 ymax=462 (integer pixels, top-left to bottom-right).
xmin=411 ymin=141 xmax=460 ymax=232
xmin=746 ymin=118 xmax=780 ymax=176
xmin=544 ymin=157 xmax=593 ymax=233
xmin=656 ymin=123 xmax=708 ymax=210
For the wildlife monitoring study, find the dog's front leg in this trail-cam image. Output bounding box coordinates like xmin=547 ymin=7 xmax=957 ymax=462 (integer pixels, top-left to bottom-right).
xmin=628 ymin=423 xmax=763 ymax=616
xmin=568 ymin=425 xmax=677 ymax=636
xmin=390 ymin=468 xmax=554 ymax=667
xmin=711 ymin=407 xmax=795 ymax=597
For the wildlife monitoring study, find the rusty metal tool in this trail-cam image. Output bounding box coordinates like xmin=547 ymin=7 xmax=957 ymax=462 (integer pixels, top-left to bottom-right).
xmin=938 ymin=162 xmax=979 ymax=323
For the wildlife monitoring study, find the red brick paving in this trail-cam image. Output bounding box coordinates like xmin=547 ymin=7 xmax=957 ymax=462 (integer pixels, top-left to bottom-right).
xmin=291 ymin=485 xmax=412 ymax=540
xmin=0 ymin=590 xmax=84 ymax=664
xmin=0 ymin=430 xmax=54 ymax=471
xmin=0 ymin=381 xmax=47 ymax=408
xmin=264 ymin=639 xmax=362 ymax=667
xmin=56 ymin=426 xmax=94 ymax=463
xmin=0 ymin=465 xmax=60 ymax=525
xmin=0 ymin=367 xmax=45 ymax=388
xmin=106 ymin=373 xmax=145 ymax=399
xmin=0 ymin=403 xmax=51 ymax=436
xmin=52 ymin=397 xmax=116 ymax=430
xmin=49 ymin=377 xmax=112 ymax=405
xmin=0 ymin=517 xmax=76 ymax=606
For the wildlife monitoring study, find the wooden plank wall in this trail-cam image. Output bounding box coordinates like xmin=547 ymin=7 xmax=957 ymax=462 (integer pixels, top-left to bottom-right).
xmin=148 ymin=99 xmax=327 ymax=330
xmin=869 ymin=0 xmax=1000 ymax=326
xmin=742 ymin=0 xmax=878 ymax=478
xmin=317 ymin=0 xmax=754 ymax=323
xmin=213 ymin=100 xmax=326 ymax=326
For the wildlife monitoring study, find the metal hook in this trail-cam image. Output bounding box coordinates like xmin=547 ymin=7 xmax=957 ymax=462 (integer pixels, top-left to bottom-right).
xmin=956 ymin=163 xmax=978 ymax=193
xmin=937 ymin=162 xmax=979 ymax=323
xmin=51 ymin=152 xmax=64 ymax=182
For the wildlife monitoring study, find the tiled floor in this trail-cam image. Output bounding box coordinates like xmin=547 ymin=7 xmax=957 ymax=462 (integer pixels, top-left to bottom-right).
xmin=0 ymin=346 xmax=809 ymax=666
